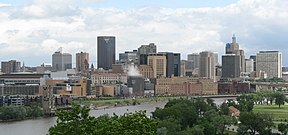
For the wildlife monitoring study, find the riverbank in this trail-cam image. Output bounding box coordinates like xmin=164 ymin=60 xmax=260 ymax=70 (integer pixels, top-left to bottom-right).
xmin=73 ymin=96 xmax=181 ymax=110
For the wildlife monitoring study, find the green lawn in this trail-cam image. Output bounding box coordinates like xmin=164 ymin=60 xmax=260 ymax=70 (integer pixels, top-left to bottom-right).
xmin=253 ymin=104 xmax=288 ymax=121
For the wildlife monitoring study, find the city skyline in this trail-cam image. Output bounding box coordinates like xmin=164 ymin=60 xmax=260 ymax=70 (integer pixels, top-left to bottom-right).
xmin=0 ymin=0 xmax=287 ymax=66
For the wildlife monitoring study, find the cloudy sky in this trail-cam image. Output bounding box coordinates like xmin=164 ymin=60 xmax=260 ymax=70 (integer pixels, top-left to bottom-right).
xmin=0 ymin=0 xmax=287 ymax=67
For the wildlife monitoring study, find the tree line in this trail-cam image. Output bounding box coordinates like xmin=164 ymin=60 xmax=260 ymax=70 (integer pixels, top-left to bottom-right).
xmin=49 ymin=90 xmax=288 ymax=135
xmin=0 ymin=105 xmax=43 ymax=121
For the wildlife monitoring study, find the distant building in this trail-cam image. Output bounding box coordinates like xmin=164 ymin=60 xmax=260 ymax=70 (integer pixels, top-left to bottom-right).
xmin=225 ymin=35 xmax=245 ymax=72
xmin=199 ymin=51 xmax=216 ymax=81
xmin=97 ymin=36 xmax=115 ymax=70
xmin=218 ymin=81 xmax=251 ymax=94
xmin=250 ymin=55 xmax=257 ymax=71
xmin=180 ymin=60 xmax=186 ymax=77
xmin=138 ymin=43 xmax=157 ymax=65
xmin=119 ymin=50 xmax=138 ymax=65
xmin=138 ymin=65 xmax=153 ymax=79
xmin=76 ymin=52 xmax=89 ymax=72
xmin=159 ymin=52 xmax=181 ymax=77
xmin=187 ymin=53 xmax=200 ymax=76
xmin=40 ymin=76 xmax=88 ymax=97
xmin=256 ymin=51 xmax=282 ymax=78
xmin=245 ymin=59 xmax=254 ymax=73
xmin=155 ymin=77 xmax=218 ymax=95
xmin=52 ymin=50 xmax=72 ymax=71
xmin=148 ymin=53 xmax=166 ymax=78
xmin=91 ymin=73 xmax=127 ymax=85
xmin=222 ymin=54 xmax=240 ymax=78
xmin=127 ymin=76 xmax=145 ymax=96
xmin=0 ymin=73 xmax=49 ymax=96
xmin=36 ymin=64 xmax=52 ymax=74
xmin=228 ymin=106 xmax=240 ymax=117
xmin=1 ymin=60 xmax=21 ymax=74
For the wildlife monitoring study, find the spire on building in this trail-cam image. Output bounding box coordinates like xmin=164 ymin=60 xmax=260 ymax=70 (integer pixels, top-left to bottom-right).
xmin=22 ymin=61 xmax=25 ymax=72
xmin=232 ymin=34 xmax=236 ymax=43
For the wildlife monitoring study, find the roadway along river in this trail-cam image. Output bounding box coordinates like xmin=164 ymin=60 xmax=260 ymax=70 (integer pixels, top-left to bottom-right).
xmin=0 ymin=97 xmax=233 ymax=135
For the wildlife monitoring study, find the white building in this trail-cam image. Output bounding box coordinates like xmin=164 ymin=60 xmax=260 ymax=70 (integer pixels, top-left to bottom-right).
xmin=91 ymin=73 xmax=127 ymax=85
xmin=256 ymin=51 xmax=282 ymax=78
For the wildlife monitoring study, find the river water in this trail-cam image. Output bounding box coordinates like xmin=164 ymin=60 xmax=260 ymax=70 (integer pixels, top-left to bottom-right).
xmin=0 ymin=97 xmax=232 ymax=135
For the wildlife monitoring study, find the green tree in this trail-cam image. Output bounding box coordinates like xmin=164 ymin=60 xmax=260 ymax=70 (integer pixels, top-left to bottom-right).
xmin=49 ymin=104 xmax=158 ymax=135
xmin=274 ymin=92 xmax=286 ymax=108
xmin=153 ymin=99 xmax=198 ymax=129
xmin=189 ymin=125 xmax=204 ymax=135
xmin=238 ymin=112 xmax=273 ymax=135
xmin=278 ymin=123 xmax=288 ymax=135
xmin=237 ymin=94 xmax=254 ymax=112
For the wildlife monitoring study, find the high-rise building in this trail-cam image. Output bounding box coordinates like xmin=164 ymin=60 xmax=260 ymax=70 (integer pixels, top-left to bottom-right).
xmin=222 ymin=54 xmax=240 ymax=78
xmin=245 ymin=59 xmax=254 ymax=73
xmin=1 ymin=60 xmax=21 ymax=74
xmin=256 ymin=51 xmax=282 ymax=78
xmin=52 ymin=50 xmax=72 ymax=71
xmin=76 ymin=52 xmax=89 ymax=72
xmin=148 ymin=53 xmax=166 ymax=78
xmin=119 ymin=50 xmax=138 ymax=65
xmin=225 ymin=35 xmax=245 ymax=72
xmin=138 ymin=43 xmax=157 ymax=65
xmin=214 ymin=52 xmax=219 ymax=66
xmin=159 ymin=52 xmax=181 ymax=77
xmin=250 ymin=55 xmax=256 ymax=71
xmin=97 ymin=36 xmax=115 ymax=70
xmin=199 ymin=51 xmax=216 ymax=81
xmin=187 ymin=53 xmax=200 ymax=70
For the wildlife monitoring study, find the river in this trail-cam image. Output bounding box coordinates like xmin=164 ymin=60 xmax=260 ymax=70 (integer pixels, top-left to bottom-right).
xmin=0 ymin=97 xmax=233 ymax=135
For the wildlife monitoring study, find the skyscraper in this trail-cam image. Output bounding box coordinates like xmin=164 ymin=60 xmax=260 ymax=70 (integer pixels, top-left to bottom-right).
xmin=225 ymin=35 xmax=245 ymax=72
xmin=119 ymin=50 xmax=138 ymax=65
xmin=199 ymin=51 xmax=216 ymax=81
xmin=245 ymin=59 xmax=254 ymax=73
xmin=250 ymin=55 xmax=257 ymax=71
xmin=159 ymin=52 xmax=181 ymax=77
xmin=97 ymin=36 xmax=115 ymax=70
xmin=52 ymin=50 xmax=72 ymax=71
xmin=76 ymin=52 xmax=89 ymax=72
xmin=222 ymin=54 xmax=240 ymax=78
xmin=148 ymin=53 xmax=166 ymax=78
xmin=256 ymin=51 xmax=282 ymax=78
xmin=186 ymin=53 xmax=200 ymax=76
xmin=138 ymin=43 xmax=157 ymax=65
xmin=1 ymin=60 xmax=21 ymax=74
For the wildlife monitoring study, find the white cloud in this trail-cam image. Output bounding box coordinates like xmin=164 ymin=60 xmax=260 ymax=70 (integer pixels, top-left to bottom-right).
xmin=0 ymin=0 xmax=288 ymax=66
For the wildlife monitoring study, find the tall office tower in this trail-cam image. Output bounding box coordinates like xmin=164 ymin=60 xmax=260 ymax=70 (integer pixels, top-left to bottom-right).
xmin=245 ymin=59 xmax=254 ymax=73
xmin=199 ymin=51 xmax=216 ymax=81
xmin=187 ymin=53 xmax=200 ymax=70
xmin=76 ymin=52 xmax=89 ymax=72
xmin=180 ymin=60 xmax=186 ymax=77
xmin=225 ymin=34 xmax=245 ymax=72
xmin=250 ymin=55 xmax=256 ymax=71
xmin=214 ymin=52 xmax=219 ymax=66
xmin=97 ymin=36 xmax=115 ymax=70
xmin=138 ymin=43 xmax=157 ymax=65
xmin=52 ymin=49 xmax=72 ymax=71
xmin=222 ymin=54 xmax=240 ymax=78
xmin=226 ymin=34 xmax=239 ymax=54
xmin=119 ymin=50 xmax=138 ymax=65
xmin=148 ymin=53 xmax=166 ymax=78
xmin=256 ymin=51 xmax=282 ymax=78
xmin=1 ymin=60 xmax=21 ymax=74
xmin=159 ymin=52 xmax=181 ymax=77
